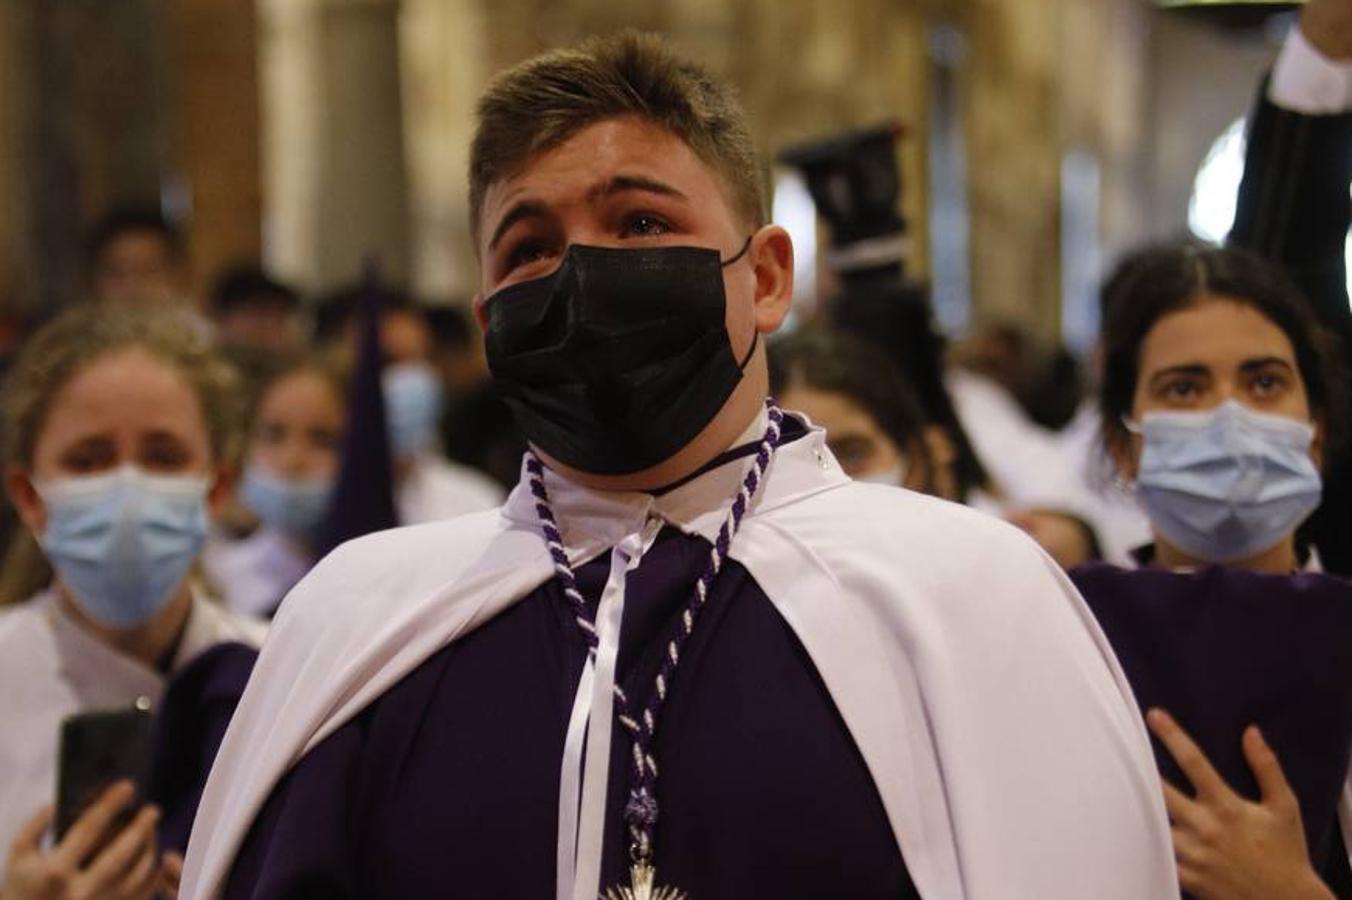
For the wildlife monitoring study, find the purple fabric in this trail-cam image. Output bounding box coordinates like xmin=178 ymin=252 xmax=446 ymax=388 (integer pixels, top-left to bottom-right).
xmin=1071 ymin=563 xmax=1352 ymax=880
xmin=223 ymin=527 xmax=916 ymax=899
xmin=149 ymin=642 xmax=259 ymax=853
xmin=316 ymin=264 xmax=399 ymax=555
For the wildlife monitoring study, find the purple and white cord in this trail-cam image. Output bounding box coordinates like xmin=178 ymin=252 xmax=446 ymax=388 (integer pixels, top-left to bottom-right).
xmin=525 ymin=399 xmax=786 ymax=867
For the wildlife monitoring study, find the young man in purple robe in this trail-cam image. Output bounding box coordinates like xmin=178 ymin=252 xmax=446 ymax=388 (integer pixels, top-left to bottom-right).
xmin=181 ymin=32 xmax=1176 ymax=900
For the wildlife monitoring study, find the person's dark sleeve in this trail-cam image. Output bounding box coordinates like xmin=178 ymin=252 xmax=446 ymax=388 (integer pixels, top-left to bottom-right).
xmin=1229 ymin=77 xmax=1352 ymax=332
xmin=1230 ymin=77 xmax=1352 ymax=576
xmin=149 ymin=642 xmax=260 ymax=854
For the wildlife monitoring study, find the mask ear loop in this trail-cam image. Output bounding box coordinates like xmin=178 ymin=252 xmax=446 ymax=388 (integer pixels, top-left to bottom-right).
xmin=722 ymin=234 xmax=759 ymax=370
xmin=1115 ymin=415 xmax=1142 ymax=493
xmin=737 ymin=330 xmax=760 ymax=370
xmin=720 ymin=235 xmax=754 ymax=267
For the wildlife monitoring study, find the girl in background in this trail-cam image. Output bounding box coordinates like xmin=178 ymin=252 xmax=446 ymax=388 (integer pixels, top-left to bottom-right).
xmin=1075 ymin=243 xmax=1352 ymax=898
xmin=0 ymin=307 xmax=265 ymax=899
xmin=203 ymin=357 xmax=345 ymax=619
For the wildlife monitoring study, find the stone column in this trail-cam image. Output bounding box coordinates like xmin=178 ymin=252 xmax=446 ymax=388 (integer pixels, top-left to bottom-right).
xmin=14 ymin=0 xmax=167 ymax=311
xmin=398 ymin=0 xmax=490 ymax=299
xmin=961 ymin=0 xmax=1063 ymax=341
xmin=168 ymin=0 xmax=263 ymax=295
xmin=316 ymin=0 xmax=410 ymax=288
xmin=259 ymin=0 xmax=411 ymax=292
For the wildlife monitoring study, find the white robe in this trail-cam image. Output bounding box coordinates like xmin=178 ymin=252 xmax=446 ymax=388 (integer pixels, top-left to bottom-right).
xmin=182 ymin=418 xmax=1177 ymax=899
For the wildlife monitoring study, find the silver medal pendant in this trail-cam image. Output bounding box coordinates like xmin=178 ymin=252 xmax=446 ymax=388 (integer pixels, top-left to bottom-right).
xmin=600 ymin=861 xmax=688 ymax=900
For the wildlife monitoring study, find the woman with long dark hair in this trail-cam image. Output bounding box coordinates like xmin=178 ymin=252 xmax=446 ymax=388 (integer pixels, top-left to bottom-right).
xmin=1074 ymin=242 xmax=1352 ymax=898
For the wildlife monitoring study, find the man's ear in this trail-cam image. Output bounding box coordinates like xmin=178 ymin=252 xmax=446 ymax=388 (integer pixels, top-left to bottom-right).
xmin=6 ymin=466 xmax=45 ymax=536
xmin=750 ymin=226 xmax=794 ymax=334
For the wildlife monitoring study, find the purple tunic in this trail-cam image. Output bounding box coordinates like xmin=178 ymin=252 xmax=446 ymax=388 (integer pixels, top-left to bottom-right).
xmin=223 ymin=524 xmax=916 ymax=898
xmin=1071 ymin=563 xmax=1352 ymax=890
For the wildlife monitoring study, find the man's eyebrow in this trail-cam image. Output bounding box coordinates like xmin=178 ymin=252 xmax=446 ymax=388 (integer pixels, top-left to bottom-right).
xmin=487 ymin=176 xmax=687 ymax=250
xmin=488 ymin=200 xmax=549 ymax=251
xmin=586 ymin=174 xmax=688 ymax=204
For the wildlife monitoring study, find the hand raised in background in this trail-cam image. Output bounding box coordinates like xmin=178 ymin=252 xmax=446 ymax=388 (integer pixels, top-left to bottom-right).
xmin=1148 ymin=709 xmax=1335 ymax=900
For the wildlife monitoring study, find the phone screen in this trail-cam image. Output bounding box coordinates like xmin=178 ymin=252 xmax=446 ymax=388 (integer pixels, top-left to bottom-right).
xmin=55 ymin=702 xmax=154 ymax=840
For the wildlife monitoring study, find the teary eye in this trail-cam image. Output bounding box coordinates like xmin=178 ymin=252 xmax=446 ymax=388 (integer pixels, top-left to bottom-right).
xmin=621 ymin=213 xmax=672 ymax=238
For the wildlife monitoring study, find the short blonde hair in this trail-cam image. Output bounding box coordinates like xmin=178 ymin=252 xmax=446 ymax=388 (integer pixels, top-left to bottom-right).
xmin=469 ymin=30 xmax=766 ymax=242
xmin=2 ymin=306 xmax=245 ymax=469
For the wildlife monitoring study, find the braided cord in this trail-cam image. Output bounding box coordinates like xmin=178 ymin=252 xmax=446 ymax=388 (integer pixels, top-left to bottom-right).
xmin=526 ymin=454 xmax=600 ymax=654
xmin=526 ymin=400 xmax=786 ymax=866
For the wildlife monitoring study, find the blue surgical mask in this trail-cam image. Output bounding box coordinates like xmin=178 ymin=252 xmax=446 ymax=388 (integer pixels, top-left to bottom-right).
xmin=1130 ymin=400 xmax=1322 ymax=564
xmin=36 ymin=466 xmax=210 ymax=628
xmin=382 ymin=362 xmax=444 ymax=459
xmin=240 ymin=464 xmax=333 ymax=542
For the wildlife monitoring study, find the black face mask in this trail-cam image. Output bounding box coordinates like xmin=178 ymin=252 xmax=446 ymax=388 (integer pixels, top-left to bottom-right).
xmin=484 ymin=240 xmax=755 ymax=476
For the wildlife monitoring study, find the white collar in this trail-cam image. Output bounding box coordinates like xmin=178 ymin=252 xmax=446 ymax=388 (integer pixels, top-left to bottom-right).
xmin=500 ymin=409 xmax=842 ymax=556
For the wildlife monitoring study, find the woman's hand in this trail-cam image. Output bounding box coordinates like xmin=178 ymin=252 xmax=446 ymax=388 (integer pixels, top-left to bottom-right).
xmin=156 ymin=851 xmax=183 ymax=900
xmin=1147 ymin=709 xmax=1335 ymax=900
xmin=1 ymin=782 xmax=162 ymax=900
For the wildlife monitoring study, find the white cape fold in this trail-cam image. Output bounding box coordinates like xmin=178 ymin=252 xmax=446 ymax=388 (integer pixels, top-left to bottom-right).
xmin=182 ymin=423 xmax=1177 ymax=899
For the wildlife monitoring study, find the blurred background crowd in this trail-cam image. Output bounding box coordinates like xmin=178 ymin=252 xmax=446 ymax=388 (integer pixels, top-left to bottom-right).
xmin=0 ymin=0 xmax=1342 ymax=585
xmin=0 ymin=0 xmax=1350 ymax=894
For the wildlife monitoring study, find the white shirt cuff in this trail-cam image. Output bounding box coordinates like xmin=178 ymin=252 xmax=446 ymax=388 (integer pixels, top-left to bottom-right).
xmin=1269 ymin=26 xmax=1352 ymax=115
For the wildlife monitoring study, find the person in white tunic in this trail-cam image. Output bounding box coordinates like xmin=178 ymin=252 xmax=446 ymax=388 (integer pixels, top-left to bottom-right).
xmin=183 ymin=32 xmax=1176 ymax=900
xmin=0 ymin=308 xmax=266 ymax=900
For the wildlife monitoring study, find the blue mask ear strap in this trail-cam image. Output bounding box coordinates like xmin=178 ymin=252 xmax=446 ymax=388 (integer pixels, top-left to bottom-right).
xmin=1122 ymin=415 xmax=1143 ymax=435
xmin=721 ymin=235 xmax=754 ymax=267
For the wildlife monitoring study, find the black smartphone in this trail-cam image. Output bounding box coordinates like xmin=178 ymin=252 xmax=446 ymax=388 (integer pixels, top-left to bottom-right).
xmin=54 ymin=702 xmax=154 ymax=841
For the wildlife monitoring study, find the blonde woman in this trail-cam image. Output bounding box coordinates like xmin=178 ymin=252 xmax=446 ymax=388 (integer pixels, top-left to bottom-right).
xmin=0 ymin=307 xmax=265 ymax=899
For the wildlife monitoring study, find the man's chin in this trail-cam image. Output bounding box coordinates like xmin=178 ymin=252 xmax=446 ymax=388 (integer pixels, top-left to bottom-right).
xmin=527 ymin=362 xmax=770 ymax=493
